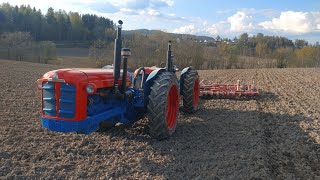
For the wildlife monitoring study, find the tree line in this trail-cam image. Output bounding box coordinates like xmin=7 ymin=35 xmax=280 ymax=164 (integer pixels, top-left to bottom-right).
xmin=0 ymin=3 xmax=115 ymax=41
xmin=90 ymin=32 xmax=320 ymax=69
xmin=0 ymin=32 xmax=56 ymax=63
xmin=1 ymin=2 xmax=319 ymax=69
xmin=202 ymin=33 xmax=320 ymax=68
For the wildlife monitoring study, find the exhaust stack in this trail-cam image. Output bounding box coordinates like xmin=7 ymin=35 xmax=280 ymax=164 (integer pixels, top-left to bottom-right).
xmin=121 ymin=48 xmax=131 ymax=92
xmin=166 ymin=41 xmax=173 ymax=72
xmin=113 ymin=20 xmax=123 ymax=89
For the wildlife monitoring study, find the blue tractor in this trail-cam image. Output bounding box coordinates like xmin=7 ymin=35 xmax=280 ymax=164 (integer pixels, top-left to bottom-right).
xmin=36 ymin=20 xmax=199 ymax=139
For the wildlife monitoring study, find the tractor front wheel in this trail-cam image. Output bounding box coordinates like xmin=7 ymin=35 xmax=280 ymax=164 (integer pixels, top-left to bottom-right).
xmin=147 ymin=72 xmax=179 ymax=140
xmin=182 ymin=70 xmax=200 ymax=113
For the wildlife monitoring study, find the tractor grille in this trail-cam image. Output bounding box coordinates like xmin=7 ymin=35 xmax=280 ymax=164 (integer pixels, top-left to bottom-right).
xmin=42 ymin=81 xmax=56 ymax=116
xmin=58 ymin=83 xmax=76 ymax=118
xmin=42 ymin=82 xmax=76 ymax=118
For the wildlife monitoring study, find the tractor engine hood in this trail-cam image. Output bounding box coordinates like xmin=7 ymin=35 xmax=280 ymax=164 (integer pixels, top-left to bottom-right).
xmin=41 ymin=68 xmax=130 ymax=88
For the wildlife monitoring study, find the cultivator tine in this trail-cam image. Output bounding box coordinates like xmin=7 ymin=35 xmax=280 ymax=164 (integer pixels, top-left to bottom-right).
xmin=236 ymin=80 xmax=240 ymax=91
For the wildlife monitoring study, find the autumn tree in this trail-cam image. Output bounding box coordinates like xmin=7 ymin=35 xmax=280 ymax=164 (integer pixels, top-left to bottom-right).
xmin=0 ymin=32 xmax=32 ymax=60
xmin=295 ymin=39 xmax=308 ymax=49
xmin=274 ymin=48 xmax=292 ymax=68
xmin=89 ymin=39 xmax=113 ymax=67
xmin=255 ymin=43 xmax=268 ymax=58
xmin=38 ymin=41 xmax=57 ymax=64
xmin=295 ymin=46 xmax=319 ymax=67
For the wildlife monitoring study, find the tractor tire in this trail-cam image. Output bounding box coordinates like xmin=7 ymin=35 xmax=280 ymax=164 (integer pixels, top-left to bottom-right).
xmin=182 ymin=70 xmax=200 ymax=113
xmin=147 ymin=72 xmax=179 ymax=140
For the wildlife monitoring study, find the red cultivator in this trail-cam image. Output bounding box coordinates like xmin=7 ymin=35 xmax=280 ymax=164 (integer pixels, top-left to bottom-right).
xmin=200 ymin=80 xmax=259 ymax=98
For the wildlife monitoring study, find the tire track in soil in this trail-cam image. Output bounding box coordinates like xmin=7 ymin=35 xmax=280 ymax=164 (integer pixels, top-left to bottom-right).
xmin=280 ymin=69 xmax=320 ymax=112
xmin=201 ymin=69 xmax=268 ymax=179
xmin=256 ymin=68 xmax=282 ymax=179
xmin=256 ymin=69 xmax=320 ymax=179
xmin=271 ymin=69 xmax=320 ymax=149
xmin=272 ymin=70 xmax=319 ymax=116
xmin=197 ymin=69 xmax=268 ymax=178
xmin=290 ymin=68 xmax=320 ymax=86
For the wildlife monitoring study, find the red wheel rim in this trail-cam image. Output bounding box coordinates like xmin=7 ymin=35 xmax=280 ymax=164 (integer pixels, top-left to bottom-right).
xmin=166 ymin=85 xmax=179 ymax=129
xmin=193 ymin=79 xmax=199 ymax=107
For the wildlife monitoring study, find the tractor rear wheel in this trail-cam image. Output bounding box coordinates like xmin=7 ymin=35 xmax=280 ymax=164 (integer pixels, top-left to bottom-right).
xmin=147 ymin=72 xmax=179 ymax=140
xmin=182 ymin=70 xmax=200 ymax=113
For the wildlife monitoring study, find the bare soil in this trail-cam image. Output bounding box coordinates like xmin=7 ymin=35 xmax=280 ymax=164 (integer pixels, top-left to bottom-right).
xmin=0 ymin=59 xmax=319 ymax=179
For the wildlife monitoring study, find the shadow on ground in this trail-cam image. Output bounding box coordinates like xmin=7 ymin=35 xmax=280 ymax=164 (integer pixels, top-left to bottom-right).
xmin=200 ymin=90 xmax=278 ymax=102
xmin=99 ymin=99 xmax=319 ymax=179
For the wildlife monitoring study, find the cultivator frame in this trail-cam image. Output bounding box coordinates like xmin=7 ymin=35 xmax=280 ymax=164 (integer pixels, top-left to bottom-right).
xmin=200 ymin=80 xmax=259 ymax=98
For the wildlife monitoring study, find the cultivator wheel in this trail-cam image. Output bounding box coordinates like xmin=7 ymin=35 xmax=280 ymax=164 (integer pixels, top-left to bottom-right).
xmin=147 ymin=72 xmax=179 ymax=140
xmin=182 ymin=70 xmax=200 ymax=113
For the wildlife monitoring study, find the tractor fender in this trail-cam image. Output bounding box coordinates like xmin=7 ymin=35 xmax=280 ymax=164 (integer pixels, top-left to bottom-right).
xmin=146 ymin=68 xmax=166 ymax=82
xmin=179 ymin=67 xmax=192 ymax=95
xmin=144 ymin=68 xmax=166 ymax=106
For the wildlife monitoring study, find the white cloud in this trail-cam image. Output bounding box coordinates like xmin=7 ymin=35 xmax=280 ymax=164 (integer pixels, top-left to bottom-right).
xmin=119 ymin=8 xmax=139 ymax=15
xmin=6 ymin=0 xmax=174 ymax=14
xmin=91 ymin=0 xmax=173 ymax=11
xmin=87 ymin=0 xmax=174 ymax=24
xmin=150 ymin=0 xmax=174 ymax=7
xmin=227 ymin=11 xmax=253 ymax=32
xmin=147 ymin=9 xmax=161 ymax=16
xmin=205 ymin=26 xmax=219 ymax=35
xmin=259 ymin=11 xmax=320 ymax=34
xmin=3 ymin=0 xmax=320 ymax=42
xmin=173 ymin=25 xmax=198 ymax=34
xmin=172 ymin=21 xmax=228 ymax=37
xmin=238 ymin=8 xmax=277 ymax=18
xmin=173 ymin=11 xmax=255 ymax=37
xmin=201 ymin=21 xmax=228 ymax=36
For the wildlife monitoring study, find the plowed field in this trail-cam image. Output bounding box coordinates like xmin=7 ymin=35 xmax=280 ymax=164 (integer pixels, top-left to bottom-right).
xmin=0 ymin=59 xmax=319 ymax=179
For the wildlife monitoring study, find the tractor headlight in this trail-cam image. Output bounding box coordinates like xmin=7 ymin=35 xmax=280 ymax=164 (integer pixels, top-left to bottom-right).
xmin=86 ymin=84 xmax=96 ymax=94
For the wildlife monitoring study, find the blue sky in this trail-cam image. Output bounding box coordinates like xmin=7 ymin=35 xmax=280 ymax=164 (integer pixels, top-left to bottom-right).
xmin=2 ymin=0 xmax=320 ymax=42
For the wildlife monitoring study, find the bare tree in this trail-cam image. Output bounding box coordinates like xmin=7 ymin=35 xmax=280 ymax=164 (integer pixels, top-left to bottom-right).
xmin=89 ymin=39 xmax=113 ymax=67
xmin=0 ymin=32 xmax=33 ymax=60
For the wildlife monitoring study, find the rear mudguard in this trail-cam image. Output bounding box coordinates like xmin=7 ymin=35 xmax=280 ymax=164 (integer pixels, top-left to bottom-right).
xmin=144 ymin=68 xmax=166 ymax=107
xmin=179 ymin=67 xmax=192 ymax=95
